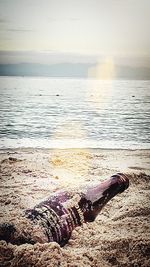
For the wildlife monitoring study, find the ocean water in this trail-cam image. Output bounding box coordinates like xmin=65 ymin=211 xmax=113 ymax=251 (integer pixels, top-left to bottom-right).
xmin=0 ymin=76 xmax=150 ymax=149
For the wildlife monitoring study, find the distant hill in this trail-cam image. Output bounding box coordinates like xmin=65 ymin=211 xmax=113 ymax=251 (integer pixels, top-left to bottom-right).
xmin=0 ymin=63 xmax=94 ymax=78
xmin=0 ymin=62 xmax=150 ymax=79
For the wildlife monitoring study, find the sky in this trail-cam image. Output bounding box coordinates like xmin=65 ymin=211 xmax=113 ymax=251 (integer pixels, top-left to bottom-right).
xmin=0 ymin=0 xmax=150 ymax=66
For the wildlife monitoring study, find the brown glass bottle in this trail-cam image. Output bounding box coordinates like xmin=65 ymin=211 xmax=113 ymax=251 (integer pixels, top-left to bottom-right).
xmin=0 ymin=173 xmax=129 ymax=246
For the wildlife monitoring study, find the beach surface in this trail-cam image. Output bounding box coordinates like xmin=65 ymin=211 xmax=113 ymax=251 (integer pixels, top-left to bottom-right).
xmin=0 ymin=148 xmax=150 ymax=267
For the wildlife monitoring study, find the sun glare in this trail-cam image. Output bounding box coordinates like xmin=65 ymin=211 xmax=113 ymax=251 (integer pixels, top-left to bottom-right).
xmin=86 ymin=57 xmax=116 ymax=111
xmin=88 ymin=57 xmax=116 ymax=80
xmin=50 ymin=121 xmax=91 ymax=186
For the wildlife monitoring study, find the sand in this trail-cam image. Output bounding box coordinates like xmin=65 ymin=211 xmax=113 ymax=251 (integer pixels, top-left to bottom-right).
xmin=0 ymin=148 xmax=150 ymax=267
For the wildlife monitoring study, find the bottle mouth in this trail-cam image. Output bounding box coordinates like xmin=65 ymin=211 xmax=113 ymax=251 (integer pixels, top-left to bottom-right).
xmin=111 ymin=173 xmax=129 ymax=193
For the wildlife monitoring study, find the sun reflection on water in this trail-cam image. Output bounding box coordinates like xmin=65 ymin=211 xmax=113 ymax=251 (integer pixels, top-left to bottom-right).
xmin=86 ymin=57 xmax=116 ymax=111
xmin=50 ymin=58 xmax=116 ymax=183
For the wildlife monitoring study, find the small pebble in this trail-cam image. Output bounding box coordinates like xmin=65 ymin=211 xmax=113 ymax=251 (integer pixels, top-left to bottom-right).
xmin=5 ymin=199 xmax=11 ymax=205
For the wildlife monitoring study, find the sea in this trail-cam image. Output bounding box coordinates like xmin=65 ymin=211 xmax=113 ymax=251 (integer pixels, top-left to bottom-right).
xmin=0 ymin=76 xmax=150 ymax=149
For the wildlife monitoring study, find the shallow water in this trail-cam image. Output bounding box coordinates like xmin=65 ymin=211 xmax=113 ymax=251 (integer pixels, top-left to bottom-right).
xmin=0 ymin=77 xmax=150 ymax=149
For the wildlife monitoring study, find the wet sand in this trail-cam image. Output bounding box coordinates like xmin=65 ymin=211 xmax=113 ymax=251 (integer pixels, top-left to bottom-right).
xmin=0 ymin=148 xmax=150 ymax=267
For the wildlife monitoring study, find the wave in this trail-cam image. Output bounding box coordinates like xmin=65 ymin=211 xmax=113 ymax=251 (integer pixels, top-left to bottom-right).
xmin=0 ymin=138 xmax=150 ymax=150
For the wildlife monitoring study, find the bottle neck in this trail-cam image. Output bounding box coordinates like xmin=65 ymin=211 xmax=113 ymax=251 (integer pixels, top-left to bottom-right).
xmin=78 ymin=173 xmax=129 ymax=222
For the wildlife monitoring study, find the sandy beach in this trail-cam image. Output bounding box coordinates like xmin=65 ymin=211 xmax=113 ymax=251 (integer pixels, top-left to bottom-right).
xmin=0 ymin=148 xmax=150 ymax=267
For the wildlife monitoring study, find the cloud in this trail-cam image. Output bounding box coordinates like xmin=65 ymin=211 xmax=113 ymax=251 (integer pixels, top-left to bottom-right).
xmin=48 ymin=17 xmax=79 ymax=22
xmin=0 ymin=18 xmax=10 ymax=24
xmin=0 ymin=19 xmax=5 ymax=23
xmin=6 ymin=28 xmax=35 ymax=32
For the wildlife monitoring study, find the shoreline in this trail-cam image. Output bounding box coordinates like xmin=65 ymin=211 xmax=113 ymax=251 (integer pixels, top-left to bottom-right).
xmin=0 ymin=148 xmax=150 ymax=266
xmin=1 ymin=147 xmax=150 ymax=151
